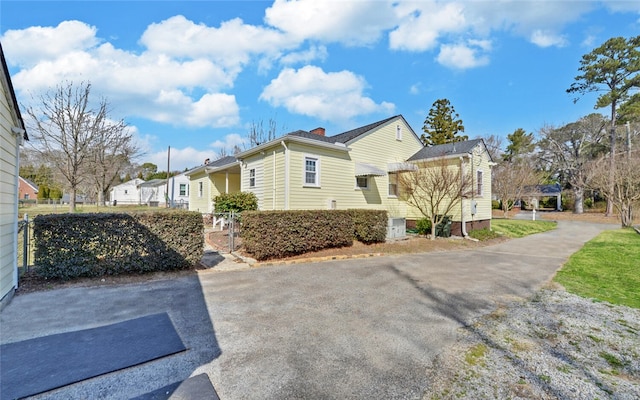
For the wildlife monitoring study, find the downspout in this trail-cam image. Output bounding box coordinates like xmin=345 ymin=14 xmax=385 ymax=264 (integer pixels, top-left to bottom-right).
xmin=273 ymin=150 xmax=276 ymax=210
xmin=281 ymin=141 xmax=290 ymax=210
xmin=13 ymin=129 xmax=23 ymax=290
xmin=459 ymin=156 xmax=468 ymax=238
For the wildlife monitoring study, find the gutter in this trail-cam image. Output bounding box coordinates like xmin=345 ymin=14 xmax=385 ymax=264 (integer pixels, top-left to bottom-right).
xmin=459 ymin=156 xmax=468 ymax=238
xmin=281 ymin=141 xmax=289 ymax=210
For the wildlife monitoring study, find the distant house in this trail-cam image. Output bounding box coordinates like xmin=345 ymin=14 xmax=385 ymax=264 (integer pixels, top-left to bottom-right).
xmin=1 ymin=42 xmax=28 ymax=309
xmin=18 ymin=176 xmax=38 ymax=200
xmin=187 ymin=115 xmax=494 ymax=236
xmin=110 ymin=178 xmax=144 ymax=205
xmin=110 ymin=174 xmax=190 ymax=208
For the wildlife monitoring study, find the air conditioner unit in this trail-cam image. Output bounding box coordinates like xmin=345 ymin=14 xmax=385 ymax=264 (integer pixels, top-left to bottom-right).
xmin=387 ymin=217 xmax=406 ymax=239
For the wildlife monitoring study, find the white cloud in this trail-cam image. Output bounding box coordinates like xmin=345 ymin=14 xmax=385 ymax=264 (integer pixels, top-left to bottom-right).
xmin=265 ymin=0 xmax=395 ymax=46
xmin=1 ymin=20 xmax=99 ymax=67
xmin=409 ymin=83 xmax=421 ymax=95
xmin=3 ymin=18 xmax=245 ymax=129
xmin=279 ymin=45 xmax=328 ymax=65
xmin=436 ymin=42 xmax=491 ymax=70
xmin=209 ymin=133 xmax=247 ymax=150
xmin=390 ymin=1 xmax=466 ymax=51
xmin=148 ymin=147 xmax=218 ymax=172
xmin=530 ymin=30 xmax=568 ymax=48
xmin=260 ymin=65 xmax=394 ymax=122
xmin=140 ymin=15 xmax=296 ymax=70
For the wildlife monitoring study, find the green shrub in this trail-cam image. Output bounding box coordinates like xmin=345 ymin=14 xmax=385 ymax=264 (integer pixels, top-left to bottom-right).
xmin=214 ymin=192 xmax=258 ymax=213
xmin=33 ymin=211 xmax=203 ymax=280
xmin=350 ymin=209 xmax=387 ymax=244
xmin=416 ymin=218 xmax=432 ymax=235
xmin=491 ymin=200 xmax=500 ymax=209
xmin=242 ymin=210 xmax=354 ymax=260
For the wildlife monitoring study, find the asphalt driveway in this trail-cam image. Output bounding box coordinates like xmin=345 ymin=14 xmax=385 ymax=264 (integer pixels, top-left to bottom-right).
xmin=0 ymin=220 xmax=617 ymax=399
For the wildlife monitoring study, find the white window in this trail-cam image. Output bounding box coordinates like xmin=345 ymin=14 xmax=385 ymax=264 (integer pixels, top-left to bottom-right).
xmin=249 ymin=169 xmax=256 ymax=188
xmin=179 ymin=183 xmax=187 ymax=196
xmin=198 ymin=182 xmax=203 ymax=198
xmin=388 ymin=173 xmax=398 ymax=197
xmin=396 ymin=124 xmax=403 ymax=141
xmin=24 ymin=194 xmax=29 ymax=200
xmin=304 ymin=156 xmax=320 ymax=187
xmin=476 ymin=170 xmax=483 ymax=196
xmin=356 ymin=176 xmax=368 ymax=189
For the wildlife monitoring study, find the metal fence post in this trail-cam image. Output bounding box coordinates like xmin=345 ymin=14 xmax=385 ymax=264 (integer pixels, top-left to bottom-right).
xmin=23 ymin=214 xmax=29 ymax=273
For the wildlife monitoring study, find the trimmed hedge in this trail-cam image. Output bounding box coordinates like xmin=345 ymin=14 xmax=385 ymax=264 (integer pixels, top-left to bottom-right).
xmin=33 ymin=211 xmax=203 ymax=280
xmin=214 ymin=192 xmax=258 ymax=213
xmin=241 ymin=209 xmax=388 ymax=260
xmin=350 ymin=209 xmax=388 ymax=243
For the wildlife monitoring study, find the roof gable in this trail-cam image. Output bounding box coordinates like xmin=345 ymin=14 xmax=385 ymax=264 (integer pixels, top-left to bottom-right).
xmin=407 ymin=139 xmax=488 ymax=161
xmin=329 ymin=115 xmax=401 ymax=144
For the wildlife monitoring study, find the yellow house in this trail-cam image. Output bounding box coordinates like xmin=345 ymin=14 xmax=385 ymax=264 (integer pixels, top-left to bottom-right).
xmin=186 ymin=155 xmax=241 ymax=213
xmin=189 ymin=115 xmax=493 ymax=236
xmin=234 ymin=115 xmax=424 ymax=216
xmin=406 ymin=138 xmax=494 ymax=234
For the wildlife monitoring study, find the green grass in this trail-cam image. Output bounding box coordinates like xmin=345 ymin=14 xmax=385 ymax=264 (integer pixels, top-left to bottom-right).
xmin=491 ymin=219 xmax=557 ymax=238
xmin=468 ymin=228 xmax=501 ymax=241
xmin=554 ymin=229 xmax=640 ymax=309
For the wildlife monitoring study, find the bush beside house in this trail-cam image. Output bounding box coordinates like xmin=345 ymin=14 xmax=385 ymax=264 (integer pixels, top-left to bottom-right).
xmin=242 ymin=209 xmax=387 ymax=260
xmin=33 ymin=211 xmax=203 ymax=280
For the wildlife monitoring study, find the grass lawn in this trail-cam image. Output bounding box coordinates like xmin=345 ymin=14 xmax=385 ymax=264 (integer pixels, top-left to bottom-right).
xmin=491 ymin=219 xmax=557 ymax=238
xmin=554 ymin=228 xmax=640 ymax=309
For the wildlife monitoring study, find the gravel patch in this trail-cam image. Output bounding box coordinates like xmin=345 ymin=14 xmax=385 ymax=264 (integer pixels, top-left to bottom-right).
xmin=425 ymin=288 xmax=640 ymax=399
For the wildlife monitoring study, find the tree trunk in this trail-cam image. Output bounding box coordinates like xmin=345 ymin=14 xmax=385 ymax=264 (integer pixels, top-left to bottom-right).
xmin=573 ymin=187 xmax=584 ymax=214
xmin=69 ymin=187 xmax=77 ymax=212
xmin=606 ymin=107 xmax=616 ymax=217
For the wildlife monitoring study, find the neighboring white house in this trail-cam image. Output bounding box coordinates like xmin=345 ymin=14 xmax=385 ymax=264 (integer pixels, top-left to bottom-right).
xmin=110 ymin=178 xmax=144 ymax=205
xmin=1 ymin=43 xmax=28 ymax=310
xmin=110 ymin=173 xmax=190 ymax=208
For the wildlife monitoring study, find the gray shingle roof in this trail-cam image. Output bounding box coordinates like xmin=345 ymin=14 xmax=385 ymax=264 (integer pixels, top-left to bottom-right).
xmin=407 ymin=138 xmax=484 ymax=161
xmin=206 ymin=155 xmax=238 ymax=167
xmin=330 ymin=115 xmax=401 ymax=144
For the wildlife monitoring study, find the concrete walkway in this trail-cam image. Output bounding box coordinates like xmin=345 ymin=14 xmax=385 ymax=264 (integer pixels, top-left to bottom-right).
xmin=0 ymin=221 xmax=617 ymax=399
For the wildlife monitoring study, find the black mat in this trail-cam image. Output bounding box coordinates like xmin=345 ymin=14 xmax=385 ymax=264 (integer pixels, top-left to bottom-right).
xmin=131 ymin=373 xmax=220 ymax=400
xmin=0 ymin=313 xmax=186 ymax=400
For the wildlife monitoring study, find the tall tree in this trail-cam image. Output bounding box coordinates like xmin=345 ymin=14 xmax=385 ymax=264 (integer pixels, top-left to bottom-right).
xmin=587 ymin=150 xmax=640 ymax=227
xmin=26 ymin=81 xmax=135 ymax=211
xmin=567 ymin=35 xmax=640 ymax=215
xmin=85 ymin=118 xmax=139 ymax=206
xmin=481 ymin=134 xmax=503 ymax=162
xmin=503 ymin=128 xmax=535 ymax=162
xmin=421 ymin=98 xmax=467 ymax=146
xmin=538 ymin=114 xmax=608 ymax=213
xmin=492 ymin=158 xmax=541 ymax=217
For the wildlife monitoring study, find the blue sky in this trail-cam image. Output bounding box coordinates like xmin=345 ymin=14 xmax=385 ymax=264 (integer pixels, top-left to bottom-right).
xmin=2 ymin=1 xmax=639 ymax=171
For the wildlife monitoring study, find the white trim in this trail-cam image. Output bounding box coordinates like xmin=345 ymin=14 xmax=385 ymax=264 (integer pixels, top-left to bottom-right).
xmin=396 ymin=124 xmax=403 ymax=141
xmin=303 ymin=154 xmax=320 ymax=187
xmin=476 ymin=169 xmax=484 ymax=197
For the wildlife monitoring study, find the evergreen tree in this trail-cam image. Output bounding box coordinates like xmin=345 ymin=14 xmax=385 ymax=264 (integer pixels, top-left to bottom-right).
xmin=421 ymin=98 xmax=467 ymax=146
xmin=503 ymin=128 xmax=535 ymax=161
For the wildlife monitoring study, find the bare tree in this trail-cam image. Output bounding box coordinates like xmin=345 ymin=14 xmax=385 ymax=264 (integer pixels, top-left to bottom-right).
xmin=587 ymin=150 xmax=640 ymax=227
xmin=246 ymin=117 xmax=283 ymax=148
xmin=538 ymin=114 xmax=608 ymax=213
xmin=86 ymin=121 xmax=139 ymax=206
xmin=492 ymin=158 xmax=541 ymax=217
xmin=398 ymin=157 xmax=473 ymax=239
xmin=482 ymin=134 xmax=503 ymax=162
xmin=26 ymin=81 xmax=134 ymax=211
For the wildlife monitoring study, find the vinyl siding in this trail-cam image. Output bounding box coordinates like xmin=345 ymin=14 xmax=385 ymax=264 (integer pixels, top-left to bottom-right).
xmin=0 ymin=79 xmax=19 ymax=301
xmin=188 ymin=171 xmax=212 ymax=213
xmin=241 ymin=153 xmax=266 ymax=209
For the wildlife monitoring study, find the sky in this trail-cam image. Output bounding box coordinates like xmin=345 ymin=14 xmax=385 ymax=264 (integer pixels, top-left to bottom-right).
xmin=1 ymin=1 xmax=639 ymax=172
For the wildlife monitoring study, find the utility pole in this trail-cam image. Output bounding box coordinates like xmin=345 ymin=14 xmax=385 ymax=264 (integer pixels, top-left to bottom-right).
xmin=166 ymin=146 xmax=171 ymax=208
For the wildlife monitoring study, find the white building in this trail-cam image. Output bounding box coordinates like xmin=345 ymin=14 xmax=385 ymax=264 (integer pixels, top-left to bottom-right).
xmin=110 ymin=178 xmax=144 ymax=205
xmin=110 ymin=173 xmax=189 ymax=208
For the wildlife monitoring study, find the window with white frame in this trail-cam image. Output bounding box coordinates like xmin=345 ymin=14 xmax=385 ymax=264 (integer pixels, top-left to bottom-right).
xmin=249 ymin=169 xmax=256 ymax=188
xmin=198 ymin=182 xmax=203 ymax=197
xmin=476 ymin=170 xmax=483 ymax=196
xmin=396 ymin=124 xmax=403 ymax=141
xmin=356 ymin=176 xmax=368 ymax=189
xmin=304 ymin=156 xmax=319 ymax=186
xmin=179 ymin=183 xmax=187 ymax=196
xmin=388 ymin=172 xmax=398 ymax=197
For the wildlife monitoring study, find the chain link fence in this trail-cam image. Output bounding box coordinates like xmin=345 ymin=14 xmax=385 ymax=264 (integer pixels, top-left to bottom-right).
xmin=17 ymin=215 xmax=34 ymax=275
xmin=209 ymin=212 xmax=242 ymax=253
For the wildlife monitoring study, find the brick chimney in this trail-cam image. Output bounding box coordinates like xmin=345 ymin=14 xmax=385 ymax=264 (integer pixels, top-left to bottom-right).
xmin=310 ymin=127 xmax=325 ymax=136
